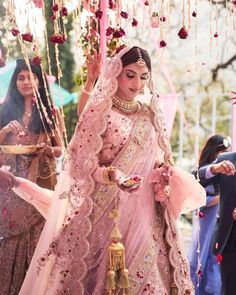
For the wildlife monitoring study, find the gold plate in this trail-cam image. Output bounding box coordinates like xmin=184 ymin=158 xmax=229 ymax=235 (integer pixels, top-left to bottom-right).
xmin=0 ymin=145 xmax=44 ymax=155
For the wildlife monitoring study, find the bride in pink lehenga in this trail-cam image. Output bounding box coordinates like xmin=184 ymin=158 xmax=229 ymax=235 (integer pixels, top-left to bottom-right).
xmin=14 ymin=46 xmax=205 ymax=294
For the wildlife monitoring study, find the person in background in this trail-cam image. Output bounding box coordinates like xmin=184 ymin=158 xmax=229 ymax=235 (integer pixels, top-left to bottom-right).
xmin=0 ymin=59 xmax=63 ymax=295
xmin=189 ymin=135 xmax=231 ymax=295
xmin=196 ymin=140 xmax=236 ymax=295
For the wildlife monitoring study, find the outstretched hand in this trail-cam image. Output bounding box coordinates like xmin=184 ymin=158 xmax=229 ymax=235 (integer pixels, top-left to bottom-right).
xmin=86 ymin=49 xmax=102 ymax=84
xmin=210 ymin=160 xmax=235 ymax=176
xmin=0 ymin=169 xmax=18 ymax=192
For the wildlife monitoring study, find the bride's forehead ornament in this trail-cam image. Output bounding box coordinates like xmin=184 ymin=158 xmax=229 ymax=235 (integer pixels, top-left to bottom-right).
xmin=136 ymin=48 xmax=146 ymax=67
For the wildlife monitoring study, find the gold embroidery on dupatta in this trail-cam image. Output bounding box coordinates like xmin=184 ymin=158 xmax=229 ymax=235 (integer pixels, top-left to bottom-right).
xmin=91 ymin=105 xmax=153 ymax=224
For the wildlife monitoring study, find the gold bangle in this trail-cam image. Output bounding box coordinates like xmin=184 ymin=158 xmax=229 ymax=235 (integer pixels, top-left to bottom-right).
xmin=103 ymin=166 xmax=116 ymax=184
xmin=81 ymin=87 xmax=91 ymax=95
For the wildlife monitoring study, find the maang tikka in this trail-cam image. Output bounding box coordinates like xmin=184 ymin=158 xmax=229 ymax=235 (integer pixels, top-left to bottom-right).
xmin=136 ymin=48 xmax=146 ymax=67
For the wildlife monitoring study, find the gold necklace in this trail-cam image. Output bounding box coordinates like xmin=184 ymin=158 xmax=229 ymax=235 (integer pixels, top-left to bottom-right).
xmin=112 ymin=95 xmax=139 ymax=114
xmin=24 ymin=110 xmax=33 ymax=118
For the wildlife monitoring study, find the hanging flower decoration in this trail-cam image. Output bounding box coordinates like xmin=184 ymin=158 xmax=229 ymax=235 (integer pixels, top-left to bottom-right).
xmin=197 ymin=269 xmax=203 ymax=277
xmin=198 ymin=211 xmax=204 ymax=218
xmin=230 ymin=91 xmax=236 ymax=104
xmin=116 ymin=44 xmax=126 ymax=53
xmin=178 ymin=26 xmax=188 ymax=39
xmin=192 ymin=11 xmax=197 ymax=17
xmin=10 ymin=28 xmax=20 ymax=36
xmin=32 ymin=55 xmax=42 ymax=65
xmin=150 ymin=12 xmax=159 ymax=28
xmin=159 ymin=40 xmax=167 ymax=48
xmin=52 ymin=4 xmax=59 ymax=12
xmin=32 ymin=0 xmax=44 ymax=9
xmin=216 ymin=254 xmax=223 ymax=264
xmin=160 ymin=16 xmax=166 ymax=22
xmin=214 ymin=32 xmax=219 ymax=38
xmin=120 ymin=11 xmax=128 ymax=19
xmin=95 ymin=9 xmax=103 ymax=20
xmin=61 ymin=7 xmax=68 ymax=17
xmin=232 ymin=0 xmax=236 ymax=5
xmin=21 ymin=32 xmax=33 ymax=42
xmin=144 ymin=1 xmax=149 ymax=6
xmin=132 ymin=18 xmax=138 ymax=27
xmin=50 ymin=33 xmax=66 ymax=44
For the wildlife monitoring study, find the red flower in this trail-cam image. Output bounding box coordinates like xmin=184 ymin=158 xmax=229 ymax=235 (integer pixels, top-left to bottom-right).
xmin=113 ymin=28 xmax=125 ymax=38
xmin=199 ymin=211 xmax=204 ymax=218
xmin=109 ymin=0 xmax=114 ymax=9
xmin=33 ymin=0 xmax=43 ymax=8
xmin=95 ymin=10 xmax=103 ymax=20
xmin=106 ymin=27 xmax=114 ymax=36
xmin=159 ymin=40 xmax=167 ymax=48
xmin=120 ymin=11 xmax=128 ymax=19
xmin=232 ymin=0 xmax=236 ymax=5
xmin=51 ymin=107 xmax=56 ymax=117
xmin=21 ymin=33 xmax=33 ymax=42
xmin=11 ymin=28 xmax=20 ymax=36
xmin=197 ymin=269 xmax=203 ymax=277
xmin=178 ymin=26 xmax=188 ymax=39
xmin=0 ymin=57 xmax=6 ymax=68
xmin=160 ymin=16 xmax=166 ymax=22
xmin=132 ymin=18 xmax=138 ymax=27
xmin=216 ymin=254 xmax=223 ymax=264
xmin=144 ymin=1 xmax=149 ymax=5
xmin=192 ymin=11 xmax=197 ymax=17
xmin=32 ymin=56 xmax=42 ymax=65
xmin=214 ymin=32 xmax=219 ymax=38
xmin=115 ymin=44 xmax=126 ymax=53
xmin=52 ymin=4 xmax=59 ymax=12
xmin=50 ymin=33 xmax=66 ymax=44
xmin=61 ymin=7 xmax=68 ymax=17
xmin=51 ymin=15 xmax=56 ymax=21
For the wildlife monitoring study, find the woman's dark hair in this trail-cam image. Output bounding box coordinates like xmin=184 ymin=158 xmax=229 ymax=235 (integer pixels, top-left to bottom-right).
xmin=121 ymin=46 xmax=151 ymax=71
xmin=0 ymin=59 xmax=55 ymax=134
xmin=198 ymin=134 xmax=230 ymax=167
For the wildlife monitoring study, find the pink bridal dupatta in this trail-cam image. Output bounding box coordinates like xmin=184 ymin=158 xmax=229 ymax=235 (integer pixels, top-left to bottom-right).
xmin=16 ymin=47 xmax=205 ymax=295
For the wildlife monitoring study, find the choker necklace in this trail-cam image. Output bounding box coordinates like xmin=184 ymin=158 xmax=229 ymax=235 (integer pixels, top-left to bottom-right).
xmin=112 ymin=95 xmax=139 ymax=114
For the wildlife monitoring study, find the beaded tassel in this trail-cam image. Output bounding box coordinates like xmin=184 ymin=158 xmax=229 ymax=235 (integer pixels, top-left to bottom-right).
xmin=105 ymin=209 xmax=130 ymax=294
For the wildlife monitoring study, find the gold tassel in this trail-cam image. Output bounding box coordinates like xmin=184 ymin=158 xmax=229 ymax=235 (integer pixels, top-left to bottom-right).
xmin=170 ymin=282 xmax=178 ymax=295
xmin=105 ymin=209 xmax=130 ymax=294
xmin=105 ymin=270 xmax=116 ymax=291
xmin=117 ymin=268 xmax=130 ymax=288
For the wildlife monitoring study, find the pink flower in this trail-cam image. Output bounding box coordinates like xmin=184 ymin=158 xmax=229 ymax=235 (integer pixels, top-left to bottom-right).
xmin=51 ymin=15 xmax=56 ymax=21
xmin=178 ymin=26 xmax=188 ymax=39
xmin=33 ymin=0 xmax=43 ymax=8
xmin=11 ymin=28 xmax=20 ymax=36
xmin=21 ymin=33 xmax=33 ymax=42
xmin=132 ymin=18 xmax=138 ymax=27
xmin=113 ymin=28 xmax=125 ymax=38
xmin=159 ymin=40 xmax=167 ymax=48
xmin=120 ymin=11 xmax=128 ymax=19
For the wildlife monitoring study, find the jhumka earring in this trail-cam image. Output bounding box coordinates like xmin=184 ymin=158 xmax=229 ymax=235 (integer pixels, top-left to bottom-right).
xmin=136 ymin=48 xmax=146 ymax=67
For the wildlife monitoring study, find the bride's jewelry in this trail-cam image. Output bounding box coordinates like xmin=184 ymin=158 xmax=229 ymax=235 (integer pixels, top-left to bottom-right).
xmin=112 ymin=95 xmax=139 ymax=114
xmin=136 ymin=48 xmax=146 ymax=67
xmin=24 ymin=110 xmax=33 ymax=118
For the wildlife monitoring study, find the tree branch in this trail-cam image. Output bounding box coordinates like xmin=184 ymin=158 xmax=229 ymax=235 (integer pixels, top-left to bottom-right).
xmin=212 ymin=54 xmax=236 ymax=80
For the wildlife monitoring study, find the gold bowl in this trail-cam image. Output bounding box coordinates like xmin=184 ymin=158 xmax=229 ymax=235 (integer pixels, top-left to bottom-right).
xmin=0 ymin=145 xmax=44 ymax=155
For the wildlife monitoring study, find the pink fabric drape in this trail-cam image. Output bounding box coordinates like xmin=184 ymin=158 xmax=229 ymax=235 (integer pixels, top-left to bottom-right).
xmin=99 ymin=0 xmax=107 ymax=66
xmin=158 ymin=94 xmax=178 ymax=136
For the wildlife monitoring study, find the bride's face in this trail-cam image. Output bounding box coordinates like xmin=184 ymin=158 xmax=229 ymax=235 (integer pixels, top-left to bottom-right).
xmin=116 ymin=62 xmax=150 ymax=101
